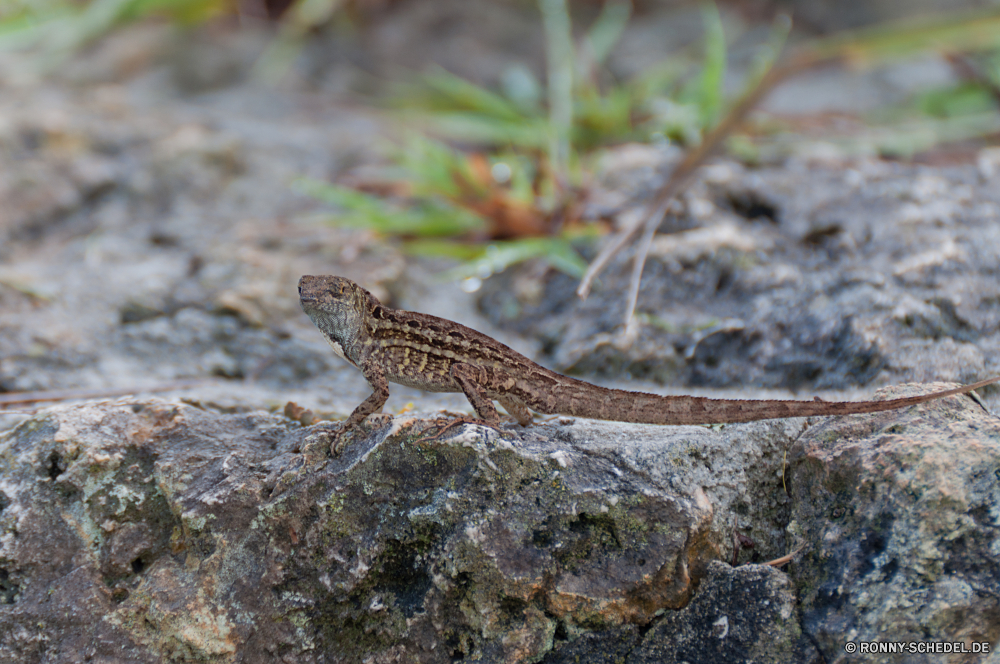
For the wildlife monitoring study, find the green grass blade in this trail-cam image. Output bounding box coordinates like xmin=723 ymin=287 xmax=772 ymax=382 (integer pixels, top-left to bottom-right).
xmin=295 ymin=178 xmax=486 ymax=237
xmin=440 ymin=236 xmax=588 ymax=281
xmin=420 ymin=113 xmax=551 ymax=150
xmin=539 ymin=0 xmax=574 ymax=184
xmin=421 ymin=67 xmax=527 ymax=121
xmin=585 ymin=0 xmax=631 ymax=67
xmin=697 ymin=1 xmax=726 ymax=129
xmin=805 ymin=7 xmax=1000 ymax=66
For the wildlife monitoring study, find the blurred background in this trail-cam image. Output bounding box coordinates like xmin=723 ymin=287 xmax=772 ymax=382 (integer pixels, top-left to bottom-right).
xmin=2 ymin=0 xmax=1000 ymax=427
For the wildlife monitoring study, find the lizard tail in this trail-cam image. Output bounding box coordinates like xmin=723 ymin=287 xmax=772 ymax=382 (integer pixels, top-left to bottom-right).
xmin=532 ymin=375 xmax=1000 ymax=426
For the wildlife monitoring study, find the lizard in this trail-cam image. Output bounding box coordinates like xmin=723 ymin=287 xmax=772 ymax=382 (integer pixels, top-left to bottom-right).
xmin=299 ymin=274 xmax=1000 ymax=449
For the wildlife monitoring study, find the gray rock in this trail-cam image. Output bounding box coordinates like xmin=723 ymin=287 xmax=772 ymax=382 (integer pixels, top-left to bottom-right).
xmin=540 ymin=624 xmax=642 ymax=663
xmin=3 ymin=383 xmax=996 ymax=662
xmin=480 ymin=159 xmax=1000 ymax=393
xmin=629 ymin=561 xmax=820 ymax=664
xmin=542 ymin=562 xmax=818 ymax=664
xmin=0 ymin=398 xmax=709 ymax=662
xmin=789 ymin=382 xmax=1000 ymax=662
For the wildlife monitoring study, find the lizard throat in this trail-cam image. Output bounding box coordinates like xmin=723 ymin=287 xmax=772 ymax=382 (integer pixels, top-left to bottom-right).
xmin=324 ymin=337 xmax=356 ymax=367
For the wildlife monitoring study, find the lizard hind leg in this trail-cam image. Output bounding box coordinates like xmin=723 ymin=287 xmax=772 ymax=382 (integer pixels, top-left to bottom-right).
xmin=449 ymin=363 xmax=502 ymax=426
xmin=497 ymin=395 xmax=534 ymax=427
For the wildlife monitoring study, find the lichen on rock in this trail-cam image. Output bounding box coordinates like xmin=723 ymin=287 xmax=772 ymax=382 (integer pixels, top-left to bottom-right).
xmin=2 ymin=385 xmax=998 ymax=662
xmin=0 ymin=398 xmax=712 ymax=662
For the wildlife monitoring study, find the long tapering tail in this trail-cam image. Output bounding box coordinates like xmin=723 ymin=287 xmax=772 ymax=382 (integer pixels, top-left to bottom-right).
xmin=529 ymin=375 xmax=1000 ymax=425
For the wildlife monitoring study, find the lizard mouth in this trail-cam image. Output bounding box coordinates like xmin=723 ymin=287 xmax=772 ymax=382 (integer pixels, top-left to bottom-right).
xmin=298 ymin=286 xmax=317 ymax=304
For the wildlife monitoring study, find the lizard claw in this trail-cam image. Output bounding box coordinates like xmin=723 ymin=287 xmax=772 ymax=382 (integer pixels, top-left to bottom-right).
xmin=316 ymin=413 xmax=396 ymax=457
xmin=300 ymin=422 xmax=348 ymax=458
xmin=327 ymin=427 xmax=350 ymax=457
xmin=411 ymin=414 xmax=500 ymax=444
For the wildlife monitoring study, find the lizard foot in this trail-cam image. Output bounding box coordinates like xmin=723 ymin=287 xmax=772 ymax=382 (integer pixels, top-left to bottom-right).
xmin=314 ymin=424 xmax=361 ymax=458
xmin=299 ymin=422 xmax=348 ymax=458
xmin=412 ymin=415 xmax=499 ymax=444
xmin=322 ymin=413 xmax=395 ymax=457
xmin=326 ymin=426 xmax=351 ymax=457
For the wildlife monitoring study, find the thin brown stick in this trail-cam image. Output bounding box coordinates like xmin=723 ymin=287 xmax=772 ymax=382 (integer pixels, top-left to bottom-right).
xmin=577 ymin=62 xmax=799 ymax=301
xmin=763 ymin=544 xmax=806 ymax=567
xmin=575 ymin=35 xmax=831 ymax=313
xmin=621 ymin=209 xmax=662 ymax=334
xmin=575 ymin=218 xmax=644 ymax=300
xmin=0 ymin=380 xmax=206 ymax=407
xmin=578 ymin=8 xmax=1000 ymax=314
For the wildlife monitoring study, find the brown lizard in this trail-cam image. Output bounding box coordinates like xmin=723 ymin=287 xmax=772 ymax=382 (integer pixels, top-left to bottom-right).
xmin=299 ymin=275 xmax=999 ymax=443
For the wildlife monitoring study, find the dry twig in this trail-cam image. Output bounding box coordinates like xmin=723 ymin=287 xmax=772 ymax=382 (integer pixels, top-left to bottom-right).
xmin=572 ymin=7 xmax=1000 ymax=330
xmin=576 ymin=57 xmax=811 ymax=327
xmin=764 ymin=544 xmax=806 ymax=567
xmin=578 ymin=7 xmax=1000 ymax=334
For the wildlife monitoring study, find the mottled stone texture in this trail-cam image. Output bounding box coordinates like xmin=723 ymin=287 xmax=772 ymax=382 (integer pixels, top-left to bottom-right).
xmin=2 ymin=387 xmax=998 ymax=663
xmin=481 ymin=160 xmax=1000 ymax=393
xmin=790 ymin=383 xmax=1000 ymax=664
xmin=541 ymin=562 xmax=819 ymax=664
xmin=0 ymin=398 xmax=705 ymax=663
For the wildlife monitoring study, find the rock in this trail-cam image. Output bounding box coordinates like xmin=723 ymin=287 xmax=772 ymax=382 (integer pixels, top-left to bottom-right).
xmin=539 ymin=624 xmax=642 ymax=663
xmin=789 ymin=382 xmax=1000 ymax=662
xmin=0 ymin=148 xmax=121 ymax=246
xmin=0 ymin=398 xmax=714 ymax=662
xmin=480 ymin=158 xmax=1000 ymax=392
xmin=2 ymin=382 xmax=997 ymax=662
xmin=627 ymin=561 xmax=819 ymax=664
xmin=543 ymin=562 xmax=818 ymax=663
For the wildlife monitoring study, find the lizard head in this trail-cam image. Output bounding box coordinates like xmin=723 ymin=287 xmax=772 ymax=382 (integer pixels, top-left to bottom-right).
xmin=298 ymin=275 xmax=369 ymax=349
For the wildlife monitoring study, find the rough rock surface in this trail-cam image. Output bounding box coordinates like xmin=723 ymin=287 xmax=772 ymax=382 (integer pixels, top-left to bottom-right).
xmin=0 ymin=398 xmax=704 ymax=662
xmin=627 ymin=561 xmax=819 ymax=664
xmin=481 ymin=155 xmax=1000 ymax=393
xmin=540 ymin=562 xmax=817 ymax=664
xmin=790 ymin=382 xmax=1000 ymax=663
xmin=2 ymin=385 xmax=998 ymax=663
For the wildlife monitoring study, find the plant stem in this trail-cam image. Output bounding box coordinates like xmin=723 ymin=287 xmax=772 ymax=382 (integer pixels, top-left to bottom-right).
xmin=539 ymin=0 xmax=574 ymax=192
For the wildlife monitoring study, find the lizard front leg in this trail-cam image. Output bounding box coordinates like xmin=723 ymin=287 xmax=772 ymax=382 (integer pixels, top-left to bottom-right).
xmin=325 ymin=358 xmax=391 ymax=455
xmin=346 ymin=357 xmax=391 ymax=428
